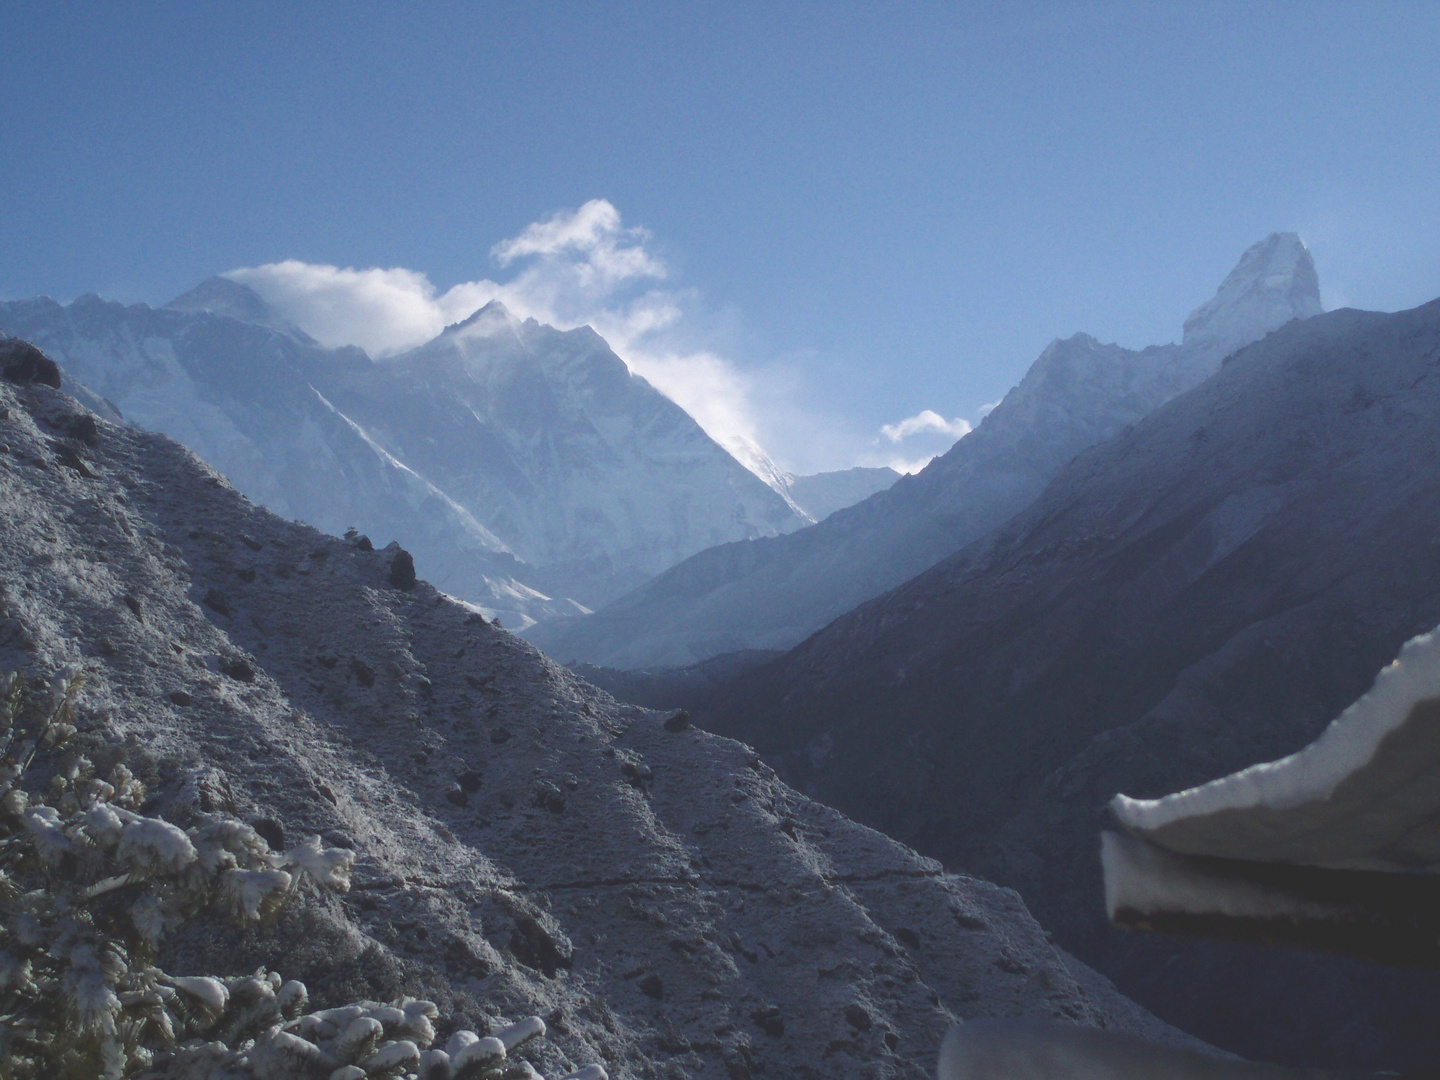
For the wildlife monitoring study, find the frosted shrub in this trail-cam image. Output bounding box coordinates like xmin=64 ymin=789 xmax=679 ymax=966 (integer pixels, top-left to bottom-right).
xmin=0 ymin=668 xmax=603 ymax=1080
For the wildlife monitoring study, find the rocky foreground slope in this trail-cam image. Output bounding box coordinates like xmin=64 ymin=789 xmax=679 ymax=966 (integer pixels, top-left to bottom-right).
xmin=533 ymin=233 xmax=1323 ymax=669
xmin=0 ymin=346 xmax=1196 ymax=1078
xmin=700 ymin=299 xmax=1440 ymax=1071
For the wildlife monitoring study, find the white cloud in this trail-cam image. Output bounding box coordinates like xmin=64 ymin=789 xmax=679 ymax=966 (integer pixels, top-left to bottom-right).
xmin=879 ymin=409 xmax=973 ymax=443
xmin=226 ymin=199 xmax=670 ymax=358
xmin=225 ymin=261 xmax=502 ymax=356
xmin=493 ymin=199 xmax=664 ymax=285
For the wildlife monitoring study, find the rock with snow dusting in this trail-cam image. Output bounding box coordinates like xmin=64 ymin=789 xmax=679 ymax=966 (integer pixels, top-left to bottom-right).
xmin=0 ymin=361 xmax=1198 ymax=1079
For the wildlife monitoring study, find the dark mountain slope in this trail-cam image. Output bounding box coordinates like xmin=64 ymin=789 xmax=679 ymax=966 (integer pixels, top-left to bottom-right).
xmin=704 ymin=299 xmax=1440 ymax=1071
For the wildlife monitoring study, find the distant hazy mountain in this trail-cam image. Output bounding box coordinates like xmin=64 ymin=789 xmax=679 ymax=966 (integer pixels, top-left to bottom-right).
xmin=703 ymin=297 xmax=1440 ymax=1072
xmin=0 ymin=284 xmax=805 ymax=624
xmin=783 ymin=465 xmax=898 ymax=521
xmin=167 ymin=275 xmax=317 ymax=339
xmin=317 ymin=299 xmax=807 ymax=603
xmin=531 ymin=233 xmax=1324 ymax=669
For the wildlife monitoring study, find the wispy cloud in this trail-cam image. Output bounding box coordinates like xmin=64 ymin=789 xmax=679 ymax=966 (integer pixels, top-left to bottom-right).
xmin=879 ymin=409 xmax=973 ymax=443
xmin=225 ymin=261 xmax=494 ymax=356
xmin=868 ymin=406 xmax=986 ymax=473
xmin=493 ymin=199 xmax=664 ymax=283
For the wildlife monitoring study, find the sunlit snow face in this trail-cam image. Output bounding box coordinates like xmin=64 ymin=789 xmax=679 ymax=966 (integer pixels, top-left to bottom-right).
xmin=220 ymin=200 xmax=978 ymax=476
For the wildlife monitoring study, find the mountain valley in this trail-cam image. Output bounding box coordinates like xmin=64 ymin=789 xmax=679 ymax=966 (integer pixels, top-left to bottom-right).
xmin=692 ymin=296 xmax=1440 ymax=1071
xmin=531 ymin=234 xmax=1326 ymax=670
xmin=0 ymin=347 xmax=1208 ymax=1079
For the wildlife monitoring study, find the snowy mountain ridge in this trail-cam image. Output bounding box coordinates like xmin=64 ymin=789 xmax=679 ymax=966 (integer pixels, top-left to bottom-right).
xmin=1182 ymin=232 xmax=1323 ymax=356
xmin=531 ymin=232 xmax=1325 ymax=669
xmin=0 ymin=287 xmax=809 ymax=626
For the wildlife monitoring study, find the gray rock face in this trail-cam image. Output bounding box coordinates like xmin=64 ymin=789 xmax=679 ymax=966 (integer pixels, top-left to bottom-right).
xmin=0 ymin=366 xmax=1198 ymax=1078
xmin=0 ymin=294 xmax=804 ymax=627
xmin=530 ymin=234 xmax=1323 ymax=670
xmin=1181 ymin=233 xmax=1323 ymax=359
xmin=703 ymin=298 xmax=1440 ymax=1072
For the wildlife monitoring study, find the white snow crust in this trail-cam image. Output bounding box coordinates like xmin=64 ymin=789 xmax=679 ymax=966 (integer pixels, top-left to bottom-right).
xmin=1112 ymin=625 xmax=1440 ymax=868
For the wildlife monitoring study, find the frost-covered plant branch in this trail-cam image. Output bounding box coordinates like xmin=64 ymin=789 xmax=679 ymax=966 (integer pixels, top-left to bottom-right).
xmin=0 ymin=666 xmax=604 ymax=1080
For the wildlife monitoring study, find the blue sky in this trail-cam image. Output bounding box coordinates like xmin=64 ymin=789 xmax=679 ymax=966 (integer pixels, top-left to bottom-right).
xmin=4 ymin=2 xmax=1439 ymax=473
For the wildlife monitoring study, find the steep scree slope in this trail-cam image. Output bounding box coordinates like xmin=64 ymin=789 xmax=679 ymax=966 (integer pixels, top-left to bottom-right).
xmin=703 ymin=299 xmax=1440 ymax=1072
xmin=531 ymin=233 xmax=1324 ymax=669
xmin=0 ymin=356 xmax=1195 ymax=1078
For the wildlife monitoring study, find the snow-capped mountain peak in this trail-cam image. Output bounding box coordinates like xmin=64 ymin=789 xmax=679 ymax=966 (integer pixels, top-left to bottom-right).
xmin=167 ymin=276 xmax=316 ymax=341
xmin=1181 ymin=232 xmax=1323 ymax=357
xmin=441 ymin=298 xmax=524 ymax=342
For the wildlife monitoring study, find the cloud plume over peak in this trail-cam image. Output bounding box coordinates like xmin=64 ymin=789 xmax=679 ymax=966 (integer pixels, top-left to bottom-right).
xmin=224 ymin=261 xmax=493 ymax=357
xmin=225 ymin=200 xmax=817 ymax=479
xmin=493 ymin=199 xmax=664 ymax=284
